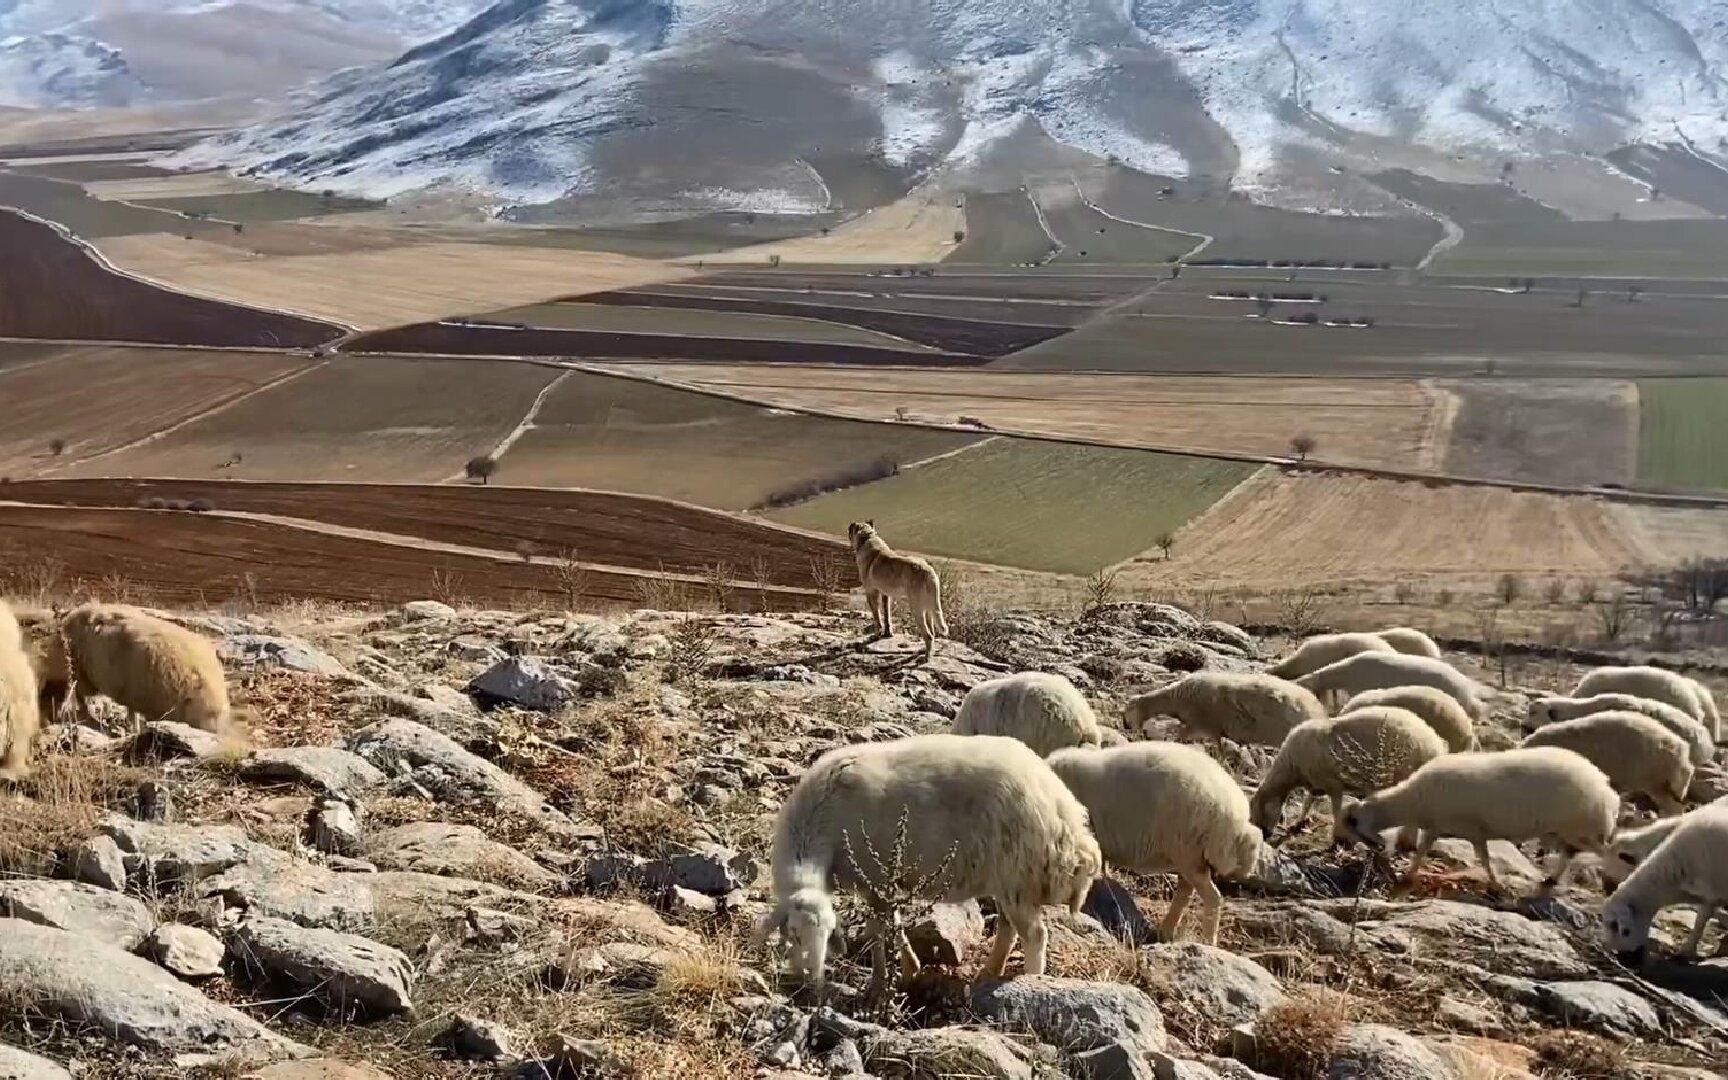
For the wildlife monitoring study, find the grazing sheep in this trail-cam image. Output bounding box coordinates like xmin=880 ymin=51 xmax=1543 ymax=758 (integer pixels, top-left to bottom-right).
xmin=1267 ymin=632 xmax=1395 ymax=680
xmin=1341 ymin=746 xmax=1618 ymax=895
xmin=1375 ymin=627 xmax=1442 ymax=659
xmin=849 ymin=521 xmax=947 ymax=662
xmin=758 ymin=734 xmax=1100 ymax=988
xmin=54 ymin=603 xmax=232 ymax=734
xmin=1519 ymin=712 xmax=1693 ymax=816
xmin=1340 ymin=686 xmax=1476 ymax=752
xmin=1296 ymin=653 xmax=1486 ymax=719
xmin=1047 ymin=742 xmax=1263 ymax=945
xmin=952 ymin=672 xmax=1102 ymax=757
xmin=1603 ymin=804 xmax=1728 ymax=964
xmin=1251 ymin=706 xmax=1449 ymax=840
xmin=1125 ymin=672 xmax=1326 ymax=747
xmin=1526 ymin=693 xmax=1713 ymax=767
xmin=1601 ymin=800 xmax=1728 ymax=959
xmin=0 ymin=601 xmax=41 ymax=780
xmin=1573 ymin=667 xmax=1718 ymax=741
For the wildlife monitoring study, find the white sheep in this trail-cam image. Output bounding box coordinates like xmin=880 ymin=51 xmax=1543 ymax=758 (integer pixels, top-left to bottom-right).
xmin=1601 ymin=801 xmax=1728 ymax=960
xmin=51 ymin=603 xmax=233 ymax=734
xmin=1526 ymin=693 xmax=1713 ymax=767
xmin=1573 ymin=666 xmax=1719 ymax=741
xmin=1603 ymin=803 xmax=1728 ymax=964
xmin=0 ymin=600 xmax=41 ymax=781
xmin=1046 ymin=742 xmax=1263 ymax=945
xmin=1375 ymin=626 xmax=1442 ymax=659
xmin=1341 ymin=686 xmax=1477 ymax=752
xmin=1518 ymin=712 xmax=1693 ymax=816
xmin=757 ymin=734 xmax=1100 ymax=987
xmin=1251 ymin=706 xmax=1449 ymax=840
xmin=1125 ymin=672 xmax=1326 ymax=747
xmin=1266 ymin=633 xmax=1395 ymax=680
xmin=952 ymin=672 xmax=1102 ymax=757
xmin=1341 ymin=746 xmax=1619 ymax=895
xmin=1296 ymin=653 xmax=1486 ymax=719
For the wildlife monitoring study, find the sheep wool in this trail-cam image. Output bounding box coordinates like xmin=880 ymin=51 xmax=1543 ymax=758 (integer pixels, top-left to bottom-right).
xmin=760 ymin=733 xmax=1099 ymax=988
xmin=1602 ymin=799 xmax=1728 ymax=959
xmin=1296 ymin=652 xmax=1486 ymax=719
xmin=1251 ymin=706 xmax=1449 ymax=838
xmin=0 ymin=601 xmax=41 ymax=780
xmin=1266 ymin=632 xmax=1395 ymax=680
xmin=58 ymin=603 xmax=232 ymax=734
xmin=1604 ymin=804 xmax=1728 ymax=962
xmin=1573 ymin=666 xmax=1718 ymax=740
xmin=952 ymin=671 xmax=1103 ymax=757
xmin=1342 ymin=746 xmax=1618 ymax=895
xmin=1125 ymin=672 xmax=1326 ymax=747
xmin=1341 ymin=686 xmax=1476 ymax=752
xmin=1375 ymin=627 xmax=1443 ymax=659
xmin=1527 ymin=693 xmax=1713 ymax=767
xmin=1519 ymin=712 xmax=1693 ymax=816
xmin=1047 ymin=742 xmax=1263 ymax=945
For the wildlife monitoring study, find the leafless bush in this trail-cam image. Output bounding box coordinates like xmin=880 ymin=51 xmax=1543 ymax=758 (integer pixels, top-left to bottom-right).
xmin=1275 ymin=587 xmax=1325 ymax=634
xmin=1434 ymin=587 xmax=1456 ymax=608
xmin=1646 ymin=602 xmax=1685 ymax=651
xmin=1593 ymin=592 xmax=1631 ymax=644
xmin=1576 ymin=579 xmax=1601 ymax=604
xmin=550 ymin=548 xmax=589 ymax=611
xmin=1 ymin=551 xmax=66 ymax=606
xmin=1545 ymin=577 xmax=1569 ymax=606
xmin=633 ymin=573 xmax=684 ymax=611
xmin=1080 ymin=566 xmax=1119 ymax=616
xmin=941 ymin=563 xmax=1012 ymax=658
xmin=842 ymin=808 xmax=958 ymax=1010
xmin=1249 ymin=991 xmax=1347 ymax=1079
xmin=808 ymin=554 xmax=852 ymax=609
xmin=705 ymin=562 xmax=734 ymax=614
xmin=1667 ymin=557 xmax=1728 ymax=613
xmin=665 ymin=616 xmax=717 ymax=685
xmin=755 ymin=457 xmax=900 ymax=510
xmin=1497 ymin=573 xmax=1524 ymax=607
xmin=428 ymin=566 xmax=464 ymax=608
xmin=1392 ymin=580 xmax=1418 ymax=605
xmin=1529 ymin=1030 xmax=1627 ymax=1078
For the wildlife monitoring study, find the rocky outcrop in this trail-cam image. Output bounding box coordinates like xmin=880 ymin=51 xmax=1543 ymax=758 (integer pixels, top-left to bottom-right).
xmin=363 ymin=822 xmax=558 ymax=890
xmin=0 ymin=880 xmax=155 ymax=950
xmin=230 ymin=917 xmax=414 ymax=1017
xmin=242 ymin=747 xmax=386 ymax=797
xmin=970 ymin=977 xmax=1165 ymax=1057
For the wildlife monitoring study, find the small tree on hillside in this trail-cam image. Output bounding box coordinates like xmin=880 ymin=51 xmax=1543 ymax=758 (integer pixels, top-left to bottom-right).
xmin=465 ymin=455 xmax=498 ymax=485
xmin=1290 ymin=434 xmax=1317 ymax=463
xmin=47 ymin=439 xmax=65 ymax=457
xmin=952 ymin=229 xmax=966 ymax=244
xmin=1155 ymin=531 xmax=1176 ymax=560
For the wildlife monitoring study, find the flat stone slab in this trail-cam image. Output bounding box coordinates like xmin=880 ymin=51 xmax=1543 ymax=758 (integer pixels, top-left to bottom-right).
xmin=342 ymin=718 xmax=565 ymax=826
xmin=219 ymin=635 xmax=349 ymax=677
xmin=0 ymin=880 xmax=154 ymax=951
xmin=241 ymin=747 xmax=385 ymax=797
xmin=971 ymin=977 xmax=1165 ymax=1056
xmin=231 ymin=917 xmax=414 ymax=1017
xmin=364 ymin=821 xmax=559 ymax=890
xmin=0 ymin=1041 xmax=72 ymax=1079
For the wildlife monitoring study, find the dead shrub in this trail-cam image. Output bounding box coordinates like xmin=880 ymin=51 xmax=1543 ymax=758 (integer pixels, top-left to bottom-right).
xmin=1160 ymin=642 xmax=1210 ymax=672
xmin=551 ymin=548 xmax=591 ymax=611
xmin=1497 ymin=573 xmax=1524 ymax=606
xmin=807 ymin=553 xmax=851 ymax=609
xmin=1528 ymin=1030 xmax=1628 ymax=1078
xmin=940 ymin=563 xmax=1013 ymax=659
xmin=1080 ymin=566 xmax=1119 ymax=617
xmin=0 ymin=752 xmax=149 ymax=878
xmin=665 ymin=616 xmax=717 ymax=685
xmin=1250 ymin=990 xmax=1348 ymax=1080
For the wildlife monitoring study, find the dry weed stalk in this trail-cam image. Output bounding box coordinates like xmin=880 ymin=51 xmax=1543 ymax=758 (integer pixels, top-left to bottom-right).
xmin=1080 ymin=566 xmax=1119 ymax=617
xmin=807 ymin=554 xmax=851 ymax=609
xmin=551 ymin=548 xmax=591 ymax=611
xmin=841 ymin=808 xmax=958 ymax=1010
xmin=1250 ymin=990 xmax=1348 ymax=1079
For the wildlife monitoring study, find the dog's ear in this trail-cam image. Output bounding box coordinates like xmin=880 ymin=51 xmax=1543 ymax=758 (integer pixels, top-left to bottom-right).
xmin=866 ymin=518 xmax=875 ymax=527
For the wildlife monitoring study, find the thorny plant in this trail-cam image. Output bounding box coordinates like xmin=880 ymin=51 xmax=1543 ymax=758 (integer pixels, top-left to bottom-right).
xmin=1080 ymin=566 xmax=1119 ymax=617
xmin=840 ymin=808 xmax=960 ymax=1018
xmin=664 ymin=616 xmax=717 ymax=685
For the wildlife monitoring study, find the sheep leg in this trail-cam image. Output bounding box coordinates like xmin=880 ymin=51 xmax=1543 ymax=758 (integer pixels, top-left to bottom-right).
xmin=1537 ymin=846 xmax=1579 ymax=896
xmin=1011 ymin=907 xmax=1049 ymax=977
xmin=1325 ymin=793 xmax=1347 ymax=845
xmin=1679 ymin=906 xmax=1714 ymax=960
xmin=1471 ymin=840 xmax=1502 ymax=891
xmin=981 ymin=917 xmax=1019 ymax=978
xmin=1159 ymin=879 xmax=1195 ymax=942
xmin=1393 ymin=830 xmax=1437 ymax=896
xmin=1191 ymin=871 xmax=1225 ymax=947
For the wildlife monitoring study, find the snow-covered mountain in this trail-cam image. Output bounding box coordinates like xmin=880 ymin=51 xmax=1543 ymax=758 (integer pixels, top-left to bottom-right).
xmin=184 ymin=0 xmax=1728 ymax=209
xmin=0 ymin=0 xmax=492 ymax=107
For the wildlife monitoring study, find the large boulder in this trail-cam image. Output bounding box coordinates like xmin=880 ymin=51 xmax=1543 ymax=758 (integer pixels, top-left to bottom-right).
xmin=904 ymin=902 xmax=985 ymax=967
xmin=102 ymin=818 xmax=266 ymax=887
xmin=0 ymin=880 xmax=155 ymax=951
xmin=0 ymin=1042 xmax=71 ymax=1079
xmin=1527 ymin=981 xmax=1664 ymax=1040
xmin=1142 ymin=943 xmax=1285 ymax=1027
xmin=467 ymin=655 xmax=580 ymax=711
xmin=971 ymin=977 xmax=1165 ymax=1057
xmin=230 ymin=917 xmax=414 ymax=1017
xmin=1325 ymin=1024 xmax=1454 ymax=1080
xmin=68 ymin=834 xmax=127 ymax=892
xmin=864 ymin=1027 xmax=1041 ymax=1079
xmin=0 ymin=919 xmax=306 ymax=1057
xmin=202 ymin=852 xmax=376 ymax=931
xmin=364 ymin=822 xmax=559 ymax=891
xmin=241 ymin=747 xmax=386 ymax=798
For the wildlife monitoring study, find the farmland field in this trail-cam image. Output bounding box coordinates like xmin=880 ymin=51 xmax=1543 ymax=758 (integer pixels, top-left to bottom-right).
xmin=0 ymin=503 xmax=820 ymax=611
xmin=0 ymin=346 xmax=316 ymax=476
xmin=767 ymin=438 xmax=1257 ymax=573
xmin=1037 ymin=186 xmax=1198 ymax=265
xmin=700 ymin=194 xmax=963 ymax=265
xmin=134 ymin=189 xmax=378 ymax=222
xmin=1 ymin=479 xmax=848 ymax=590
xmin=10 ymin=160 xmax=173 ymax=182
xmin=1117 ymin=468 xmax=1652 ymax=593
xmin=57 ymin=356 xmax=562 ymax=483
xmin=1438 ymin=379 xmax=1638 ymax=488
xmin=0 ymin=208 xmax=343 ymax=346
xmin=951 ymin=191 xmax=1053 ymax=265
xmin=0 ymin=169 xmax=214 ymax=237
xmin=1636 ymin=379 xmax=1728 ymax=493
xmin=478 ymin=300 xmax=924 ymax=349
xmin=609 ymin=363 xmax=1440 ymax=470
xmin=494 ymin=370 xmax=980 ymax=509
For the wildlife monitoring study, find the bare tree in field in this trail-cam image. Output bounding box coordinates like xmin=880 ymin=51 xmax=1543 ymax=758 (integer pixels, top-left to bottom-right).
xmin=1155 ymin=531 xmax=1176 ymax=560
xmin=465 ymin=455 xmax=498 ymax=485
xmin=1290 ymin=434 xmax=1317 ymax=463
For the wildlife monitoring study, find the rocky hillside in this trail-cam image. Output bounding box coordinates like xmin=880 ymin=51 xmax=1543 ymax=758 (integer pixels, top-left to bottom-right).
xmin=2 ymin=599 xmax=1725 ymax=1078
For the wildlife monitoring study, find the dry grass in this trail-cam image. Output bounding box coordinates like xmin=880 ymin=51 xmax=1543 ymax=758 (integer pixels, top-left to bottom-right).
xmin=1528 ymin=1030 xmax=1631 ymax=1078
xmin=1249 ymin=990 xmax=1350 ymax=1080
xmin=0 ymin=750 xmax=149 ymax=878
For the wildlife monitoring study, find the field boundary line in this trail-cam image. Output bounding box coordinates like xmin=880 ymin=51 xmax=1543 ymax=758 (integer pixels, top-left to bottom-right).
xmin=39 ymin=359 xmax=328 ymax=473
xmin=1415 ymin=378 xmax=1457 ymax=473
xmin=1022 ymin=187 xmax=1064 ymax=265
xmin=1068 ymin=175 xmax=1213 ymax=262
xmin=793 ymin=157 xmax=834 ymax=212
xmin=449 ymin=368 xmax=573 ymax=481
xmin=0 ymin=206 xmax=356 ymax=335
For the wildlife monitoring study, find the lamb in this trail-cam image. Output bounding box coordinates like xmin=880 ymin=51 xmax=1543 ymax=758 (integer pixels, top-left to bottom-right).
xmin=849 ymin=521 xmax=948 ymax=662
xmin=1266 ymin=632 xmax=1396 ymax=680
xmin=1250 ymin=706 xmax=1449 ymax=840
xmin=1526 ymin=693 xmax=1713 ymax=767
xmin=952 ymin=672 xmax=1102 ymax=757
xmin=1296 ymin=653 xmax=1486 ymax=719
xmin=1375 ymin=626 xmax=1442 ymax=659
xmin=1340 ymin=686 xmax=1476 ymax=752
xmin=1600 ymin=802 xmax=1728 ymax=960
xmin=757 ymin=733 xmax=1100 ymax=988
xmin=1573 ymin=666 xmax=1719 ymax=741
xmin=1124 ymin=672 xmax=1326 ymax=747
xmin=1341 ymin=746 xmax=1619 ymax=895
xmin=1046 ymin=742 xmax=1263 ymax=945
xmin=1603 ymin=803 xmax=1728 ymax=964
xmin=52 ymin=603 xmax=232 ymax=734
xmin=0 ymin=600 xmax=41 ymax=780
xmin=1518 ymin=712 xmax=1693 ymax=816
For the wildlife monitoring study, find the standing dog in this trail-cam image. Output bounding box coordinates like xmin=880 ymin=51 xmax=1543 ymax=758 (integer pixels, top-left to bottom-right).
xmin=848 ymin=521 xmax=947 ymax=661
